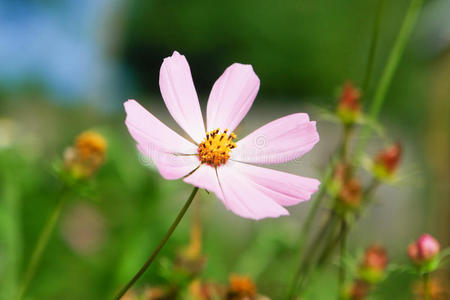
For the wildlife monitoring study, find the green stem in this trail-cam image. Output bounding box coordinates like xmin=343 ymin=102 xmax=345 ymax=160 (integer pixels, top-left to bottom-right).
xmin=355 ymin=0 xmax=424 ymax=164
xmin=338 ymin=220 xmax=347 ymax=299
xmin=362 ymin=0 xmax=385 ymax=94
xmin=284 ymin=159 xmax=337 ymax=300
xmin=285 ymin=121 xmax=353 ymax=299
xmin=296 ymin=213 xmax=339 ymax=295
xmin=341 ymin=125 xmax=353 ymax=164
xmin=113 ymin=187 xmax=199 ymax=300
xmin=317 ymin=179 xmax=379 ymax=267
xmin=17 ymin=188 xmax=69 ymax=300
xmin=423 ymin=273 xmax=431 ymax=300
xmin=2 ymin=177 xmax=22 ymax=300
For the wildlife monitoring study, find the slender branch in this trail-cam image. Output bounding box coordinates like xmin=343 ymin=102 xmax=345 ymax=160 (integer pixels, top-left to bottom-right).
xmin=355 ymin=0 xmax=424 ymax=164
xmin=317 ymin=179 xmax=380 ymax=267
xmin=314 ymin=0 xmax=425 ymax=277
xmin=338 ymin=220 xmax=348 ymax=298
xmin=341 ymin=124 xmax=354 ymax=164
xmin=295 ymin=213 xmax=339 ymax=295
xmin=285 ymin=122 xmax=353 ymax=299
xmin=423 ymin=273 xmax=431 ymax=300
xmin=17 ymin=188 xmax=69 ymax=300
xmin=362 ymin=0 xmax=385 ymax=94
xmin=113 ymin=187 xmax=199 ymax=300
xmin=284 ymin=158 xmax=337 ymax=300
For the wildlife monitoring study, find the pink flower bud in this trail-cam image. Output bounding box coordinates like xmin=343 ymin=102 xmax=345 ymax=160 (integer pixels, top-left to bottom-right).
xmin=408 ymin=234 xmax=440 ymax=265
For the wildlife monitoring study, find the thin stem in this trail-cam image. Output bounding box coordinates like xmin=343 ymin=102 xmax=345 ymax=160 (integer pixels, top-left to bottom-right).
xmin=423 ymin=273 xmax=431 ymax=300
xmin=354 ymin=0 xmax=424 ymax=164
xmin=362 ymin=0 xmax=385 ymax=94
xmin=338 ymin=220 xmax=347 ymax=299
xmin=17 ymin=188 xmax=69 ymax=300
xmin=285 ymin=122 xmax=353 ymax=299
xmin=318 ymin=179 xmax=380 ymax=267
xmin=296 ymin=213 xmax=339 ymax=295
xmin=113 ymin=187 xmax=199 ymax=300
xmin=341 ymin=125 xmax=353 ymax=164
xmin=286 ymin=214 xmax=334 ymax=299
xmin=284 ymin=160 xmax=336 ymax=300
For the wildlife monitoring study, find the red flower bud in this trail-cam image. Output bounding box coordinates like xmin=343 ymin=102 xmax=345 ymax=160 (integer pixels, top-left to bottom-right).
xmin=362 ymin=245 xmax=388 ymax=271
xmin=339 ymin=82 xmax=361 ymax=112
xmin=408 ymin=234 xmax=440 ymax=265
xmin=338 ymin=178 xmax=362 ymax=209
xmin=337 ymin=82 xmax=361 ymax=124
xmin=359 ymin=245 xmax=388 ymax=284
xmin=374 ymin=143 xmax=402 ymax=177
xmin=349 ymin=280 xmax=369 ymax=300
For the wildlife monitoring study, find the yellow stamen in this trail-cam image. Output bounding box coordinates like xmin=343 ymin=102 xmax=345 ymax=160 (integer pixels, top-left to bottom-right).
xmin=198 ymin=129 xmax=236 ymax=166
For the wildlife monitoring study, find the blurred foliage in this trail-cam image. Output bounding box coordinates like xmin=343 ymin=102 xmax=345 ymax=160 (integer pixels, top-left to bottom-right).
xmin=120 ymin=0 xmax=430 ymax=131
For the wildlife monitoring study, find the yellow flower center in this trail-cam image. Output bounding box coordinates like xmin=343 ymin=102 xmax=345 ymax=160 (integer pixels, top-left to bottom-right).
xmin=198 ymin=129 xmax=236 ymax=166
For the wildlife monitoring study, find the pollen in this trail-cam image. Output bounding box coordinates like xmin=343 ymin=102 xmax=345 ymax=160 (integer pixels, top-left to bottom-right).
xmin=198 ymin=128 xmax=236 ymax=166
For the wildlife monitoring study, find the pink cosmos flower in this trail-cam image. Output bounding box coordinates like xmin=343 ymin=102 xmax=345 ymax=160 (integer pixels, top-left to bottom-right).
xmin=124 ymin=51 xmax=320 ymax=220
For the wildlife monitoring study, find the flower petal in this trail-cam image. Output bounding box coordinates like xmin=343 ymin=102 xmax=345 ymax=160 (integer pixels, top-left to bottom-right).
xmin=160 ymin=51 xmax=206 ymax=143
xmin=231 ymin=113 xmax=319 ymax=164
xmin=226 ymin=161 xmax=320 ymax=206
xmin=206 ymin=63 xmax=260 ymax=133
xmin=137 ymin=144 xmax=200 ymax=180
xmin=124 ymin=99 xmax=196 ymax=154
xmin=183 ymin=164 xmax=224 ymax=199
xmin=216 ymin=164 xmax=289 ymax=220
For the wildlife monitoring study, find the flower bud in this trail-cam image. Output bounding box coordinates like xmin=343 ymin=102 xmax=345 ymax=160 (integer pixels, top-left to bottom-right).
xmin=373 ymin=143 xmax=402 ymax=180
xmin=359 ymin=245 xmax=388 ymax=284
xmin=189 ymin=280 xmax=222 ymax=300
xmin=63 ymin=131 xmax=107 ymax=179
xmin=337 ymin=82 xmax=361 ymax=124
xmin=328 ymin=162 xmax=351 ymax=197
xmin=227 ymin=274 xmax=256 ymax=300
xmin=348 ymin=280 xmax=369 ymax=300
xmin=413 ymin=277 xmax=448 ymax=300
xmin=338 ymin=178 xmax=362 ymax=210
xmin=408 ymin=234 xmax=440 ymax=265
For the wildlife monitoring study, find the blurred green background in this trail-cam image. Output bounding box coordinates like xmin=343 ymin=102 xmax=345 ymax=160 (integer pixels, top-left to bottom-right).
xmin=0 ymin=0 xmax=449 ymax=299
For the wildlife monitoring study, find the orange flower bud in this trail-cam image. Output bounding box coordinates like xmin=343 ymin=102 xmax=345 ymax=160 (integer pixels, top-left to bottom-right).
xmin=227 ymin=275 xmax=256 ymax=300
xmin=413 ymin=277 xmax=448 ymax=300
xmin=64 ymin=131 xmax=107 ymax=179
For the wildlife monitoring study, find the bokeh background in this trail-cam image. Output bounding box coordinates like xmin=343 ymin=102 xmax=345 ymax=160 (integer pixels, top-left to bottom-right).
xmin=0 ymin=0 xmax=449 ymax=299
